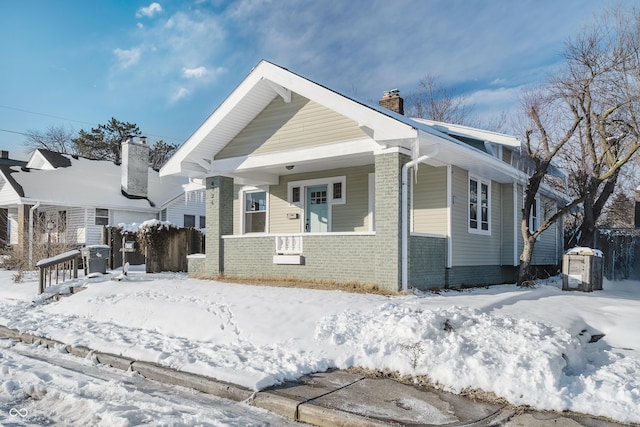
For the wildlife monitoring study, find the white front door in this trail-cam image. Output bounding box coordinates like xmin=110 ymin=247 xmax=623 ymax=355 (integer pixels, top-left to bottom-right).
xmin=305 ymin=185 xmax=328 ymax=232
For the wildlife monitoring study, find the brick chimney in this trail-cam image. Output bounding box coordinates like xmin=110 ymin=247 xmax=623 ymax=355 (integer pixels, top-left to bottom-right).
xmin=121 ymin=137 xmax=150 ymax=199
xmin=378 ymin=89 xmax=404 ymax=115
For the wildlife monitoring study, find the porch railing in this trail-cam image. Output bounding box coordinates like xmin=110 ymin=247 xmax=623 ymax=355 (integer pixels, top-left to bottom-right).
xmin=275 ymin=235 xmax=303 ymax=254
xmin=36 ymin=250 xmax=80 ymax=294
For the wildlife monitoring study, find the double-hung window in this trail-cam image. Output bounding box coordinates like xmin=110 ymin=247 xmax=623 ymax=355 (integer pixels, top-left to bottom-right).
xmin=529 ymin=195 xmax=539 ymax=233
xmin=244 ymin=190 xmax=267 ymax=233
xmin=95 ymin=208 xmax=109 ymax=226
xmin=468 ymin=176 xmax=490 ymax=234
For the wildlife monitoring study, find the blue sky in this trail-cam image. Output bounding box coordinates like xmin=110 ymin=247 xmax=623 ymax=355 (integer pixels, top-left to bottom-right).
xmin=0 ymin=0 xmax=619 ymax=159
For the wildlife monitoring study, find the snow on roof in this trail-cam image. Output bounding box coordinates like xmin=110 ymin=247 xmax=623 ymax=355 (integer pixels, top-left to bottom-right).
xmin=1 ymin=154 xmax=188 ymax=211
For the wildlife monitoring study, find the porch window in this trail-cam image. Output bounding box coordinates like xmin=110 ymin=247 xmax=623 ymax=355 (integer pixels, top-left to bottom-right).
xmin=244 ymin=190 xmax=267 ymax=233
xmin=287 ymin=176 xmax=346 ymax=206
xmin=95 ymin=208 xmax=109 ymax=226
xmin=469 ymin=176 xmax=490 ymax=234
xmin=333 ymin=182 xmax=342 ymax=201
xmin=199 ymin=215 xmax=206 ymax=229
xmin=291 ymin=186 xmax=301 ymax=204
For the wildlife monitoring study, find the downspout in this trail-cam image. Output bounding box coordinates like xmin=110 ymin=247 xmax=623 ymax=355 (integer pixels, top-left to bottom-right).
xmin=401 ymin=144 xmax=439 ymax=291
xmin=28 ymin=201 xmax=41 ymax=268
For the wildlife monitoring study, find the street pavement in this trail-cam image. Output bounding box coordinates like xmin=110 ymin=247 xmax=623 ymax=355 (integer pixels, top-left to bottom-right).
xmin=0 ymin=325 xmax=631 ymax=426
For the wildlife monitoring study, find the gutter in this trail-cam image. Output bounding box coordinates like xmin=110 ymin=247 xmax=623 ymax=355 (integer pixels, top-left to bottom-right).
xmin=28 ymin=201 xmax=41 ymax=268
xmin=401 ymin=144 xmax=439 ymax=291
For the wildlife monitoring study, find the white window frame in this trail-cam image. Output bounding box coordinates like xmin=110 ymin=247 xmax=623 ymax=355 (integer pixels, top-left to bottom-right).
xmin=529 ymin=194 xmax=540 ymax=233
xmin=95 ymin=208 xmax=109 ymax=226
xmin=468 ymin=175 xmax=491 ymax=235
xmin=240 ymin=186 xmax=269 ymax=234
xmin=287 ymin=176 xmax=346 ymax=208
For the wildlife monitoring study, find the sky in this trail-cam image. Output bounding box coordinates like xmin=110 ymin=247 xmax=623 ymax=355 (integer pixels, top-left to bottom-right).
xmin=0 ymin=0 xmax=621 ymax=160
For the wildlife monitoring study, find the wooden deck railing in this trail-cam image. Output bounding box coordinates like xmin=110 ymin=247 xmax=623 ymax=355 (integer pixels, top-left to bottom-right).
xmin=35 ymin=250 xmax=80 ymax=294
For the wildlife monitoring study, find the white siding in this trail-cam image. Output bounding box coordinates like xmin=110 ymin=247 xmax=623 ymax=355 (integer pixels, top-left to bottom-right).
xmin=164 ymin=191 xmax=206 ymax=227
xmin=113 ymin=209 xmax=157 ymax=225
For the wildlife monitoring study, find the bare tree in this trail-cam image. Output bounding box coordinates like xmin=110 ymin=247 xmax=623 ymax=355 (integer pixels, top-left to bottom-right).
xmin=517 ymin=88 xmax=583 ymax=283
xmin=517 ymin=6 xmax=640 ymax=283
xmin=149 ymin=140 xmax=178 ymax=171
xmin=559 ymin=7 xmax=640 ymax=246
xmin=404 ymin=74 xmax=475 ymax=125
xmin=25 ymin=125 xmax=77 ymax=155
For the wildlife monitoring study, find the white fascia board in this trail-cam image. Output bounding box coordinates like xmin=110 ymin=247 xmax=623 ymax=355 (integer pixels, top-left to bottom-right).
xmin=413 ymin=118 xmax=521 ymax=147
xmin=210 ymin=138 xmax=379 ymax=173
xmin=161 ymin=65 xmax=270 ymax=177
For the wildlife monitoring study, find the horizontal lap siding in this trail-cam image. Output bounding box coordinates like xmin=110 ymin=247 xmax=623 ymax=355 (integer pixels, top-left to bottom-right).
xmin=412 ymin=165 xmax=447 ymax=234
xmin=532 ymin=195 xmax=560 ymax=265
xmin=165 ymin=192 xmax=206 ymax=227
xmin=451 ymin=166 xmax=502 ymax=266
xmin=248 ymin=165 xmax=373 ymax=235
xmin=216 ymin=93 xmax=367 ymax=160
xmin=501 ymin=184 xmax=516 ymax=266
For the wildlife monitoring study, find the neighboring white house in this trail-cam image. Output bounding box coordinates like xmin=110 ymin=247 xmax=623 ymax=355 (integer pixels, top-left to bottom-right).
xmin=0 ymin=140 xmax=205 ymax=257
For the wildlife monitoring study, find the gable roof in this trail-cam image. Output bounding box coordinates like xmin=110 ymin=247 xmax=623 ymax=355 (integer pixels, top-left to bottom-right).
xmin=26 ymin=149 xmax=72 ymax=170
xmin=0 ymin=153 xmax=189 ymax=212
xmin=160 ymin=60 xmax=529 ymax=185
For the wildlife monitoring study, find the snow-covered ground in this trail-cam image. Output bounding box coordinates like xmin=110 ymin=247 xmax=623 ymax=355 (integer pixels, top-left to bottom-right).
xmin=0 ymin=267 xmax=638 ymax=424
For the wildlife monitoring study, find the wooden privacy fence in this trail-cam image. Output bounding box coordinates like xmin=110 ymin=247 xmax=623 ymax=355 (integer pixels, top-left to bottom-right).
xmin=144 ymin=227 xmax=204 ymax=273
xmin=36 ymin=250 xmax=80 ymax=294
xmin=103 ymin=225 xmax=204 ymax=273
xmin=595 ymin=228 xmax=640 ymax=281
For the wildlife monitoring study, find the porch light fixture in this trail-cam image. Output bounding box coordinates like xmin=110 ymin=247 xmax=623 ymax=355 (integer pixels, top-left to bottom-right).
xmin=285 ymin=165 xmax=294 ymax=170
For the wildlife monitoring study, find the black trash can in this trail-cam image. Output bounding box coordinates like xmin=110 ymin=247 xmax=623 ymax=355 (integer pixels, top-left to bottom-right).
xmin=80 ymin=245 xmax=111 ymax=274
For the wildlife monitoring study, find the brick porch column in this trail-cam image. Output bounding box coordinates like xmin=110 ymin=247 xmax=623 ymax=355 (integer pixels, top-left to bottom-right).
xmin=374 ymin=150 xmax=410 ymax=291
xmin=204 ymin=176 xmax=234 ymax=277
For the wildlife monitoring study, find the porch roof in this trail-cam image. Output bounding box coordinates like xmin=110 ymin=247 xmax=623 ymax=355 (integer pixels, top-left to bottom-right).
xmin=160 ymin=60 xmax=530 ymax=186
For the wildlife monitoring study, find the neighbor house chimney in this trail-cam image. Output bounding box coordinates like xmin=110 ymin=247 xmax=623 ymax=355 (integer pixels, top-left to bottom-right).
xmin=378 ymin=89 xmax=404 ymax=115
xmin=121 ymin=137 xmax=150 ymax=199
xmin=0 ymin=151 xmax=8 ymax=159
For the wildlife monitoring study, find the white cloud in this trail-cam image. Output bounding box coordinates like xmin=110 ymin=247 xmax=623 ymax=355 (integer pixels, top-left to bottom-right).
xmin=136 ymin=2 xmax=162 ymax=18
xmin=183 ymin=66 xmax=209 ymax=79
xmin=170 ymin=87 xmax=190 ymax=103
xmin=113 ymin=47 xmax=141 ymax=69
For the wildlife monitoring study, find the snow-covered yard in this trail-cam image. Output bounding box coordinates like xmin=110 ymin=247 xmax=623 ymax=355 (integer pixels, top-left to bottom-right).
xmin=0 ymin=268 xmax=638 ymax=424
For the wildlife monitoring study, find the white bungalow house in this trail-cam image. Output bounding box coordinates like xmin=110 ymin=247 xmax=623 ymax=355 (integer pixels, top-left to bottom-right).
xmin=0 ymin=139 xmax=205 ymax=262
xmin=160 ymin=60 xmax=566 ymax=291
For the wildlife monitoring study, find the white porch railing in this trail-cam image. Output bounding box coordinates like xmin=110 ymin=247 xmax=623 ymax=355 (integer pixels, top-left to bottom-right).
xmin=275 ymin=235 xmax=303 ymax=254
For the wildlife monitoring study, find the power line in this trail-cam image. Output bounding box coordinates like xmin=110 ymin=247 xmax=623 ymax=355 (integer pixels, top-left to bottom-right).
xmin=0 ymin=105 xmax=185 ymax=143
xmin=0 ymin=127 xmax=31 ymax=137
xmin=0 ymin=105 xmax=96 ymax=127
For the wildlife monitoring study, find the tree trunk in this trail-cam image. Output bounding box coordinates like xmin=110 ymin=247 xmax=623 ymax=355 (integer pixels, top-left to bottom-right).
xmin=518 ymin=228 xmax=537 ymax=284
xmin=577 ymin=174 xmax=617 ymax=247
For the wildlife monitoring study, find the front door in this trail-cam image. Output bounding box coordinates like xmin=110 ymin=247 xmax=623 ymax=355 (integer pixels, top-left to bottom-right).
xmin=305 ymin=185 xmax=328 ymax=232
